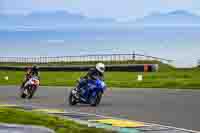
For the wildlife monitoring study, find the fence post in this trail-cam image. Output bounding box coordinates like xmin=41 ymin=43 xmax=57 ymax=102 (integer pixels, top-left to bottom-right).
xmin=132 ymin=51 xmax=135 ymax=62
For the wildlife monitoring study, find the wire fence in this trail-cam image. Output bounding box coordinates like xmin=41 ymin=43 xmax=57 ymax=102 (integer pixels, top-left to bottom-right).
xmin=0 ymin=53 xmax=172 ymax=64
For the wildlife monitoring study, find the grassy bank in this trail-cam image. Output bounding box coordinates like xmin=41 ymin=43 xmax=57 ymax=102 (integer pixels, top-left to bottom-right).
xmin=0 ymin=60 xmax=199 ymax=89
xmin=0 ymin=107 xmax=113 ymax=133
xmin=0 ymin=69 xmax=200 ymax=89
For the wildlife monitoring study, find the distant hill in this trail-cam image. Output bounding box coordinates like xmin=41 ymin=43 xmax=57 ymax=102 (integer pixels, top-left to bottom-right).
xmin=0 ymin=10 xmax=200 ymax=29
xmin=135 ymin=10 xmax=200 ymax=26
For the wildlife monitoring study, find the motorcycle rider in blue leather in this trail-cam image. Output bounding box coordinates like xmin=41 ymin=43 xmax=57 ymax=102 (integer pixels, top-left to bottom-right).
xmin=76 ymin=63 xmax=105 ymax=96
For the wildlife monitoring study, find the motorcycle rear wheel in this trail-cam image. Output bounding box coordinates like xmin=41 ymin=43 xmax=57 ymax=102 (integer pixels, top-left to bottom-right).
xmin=20 ymin=93 xmax=26 ymax=98
xmin=68 ymin=89 xmax=78 ymax=106
xmin=28 ymin=87 xmax=36 ymax=99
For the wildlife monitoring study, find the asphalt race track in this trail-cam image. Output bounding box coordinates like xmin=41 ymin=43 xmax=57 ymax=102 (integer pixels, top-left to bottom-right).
xmin=0 ymin=86 xmax=200 ymax=131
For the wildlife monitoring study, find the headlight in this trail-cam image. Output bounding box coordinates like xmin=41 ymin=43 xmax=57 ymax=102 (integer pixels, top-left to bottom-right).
xmin=31 ymin=80 xmax=39 ymax=85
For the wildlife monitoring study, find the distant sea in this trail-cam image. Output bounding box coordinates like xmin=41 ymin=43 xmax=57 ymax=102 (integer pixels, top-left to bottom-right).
xmin=0 ymin=27 xmax=200 ymax=67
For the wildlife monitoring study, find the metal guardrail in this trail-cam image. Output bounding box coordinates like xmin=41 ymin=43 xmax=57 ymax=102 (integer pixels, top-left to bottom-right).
xmin=0 ymin=53 xmax=172 ymax=64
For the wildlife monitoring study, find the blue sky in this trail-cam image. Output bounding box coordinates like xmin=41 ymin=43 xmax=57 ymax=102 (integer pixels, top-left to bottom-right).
xmin=1 ymin=0 xmax=200 ymax=21
xmin=1 ymin=0 xmax=200 ymax=67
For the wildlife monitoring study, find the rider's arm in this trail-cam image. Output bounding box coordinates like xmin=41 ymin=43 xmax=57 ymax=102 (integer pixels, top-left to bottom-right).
xmin=84 ymin=68 xmax=94 ymax=79
xmin=100 ymin=75 xmax=104 ymax=81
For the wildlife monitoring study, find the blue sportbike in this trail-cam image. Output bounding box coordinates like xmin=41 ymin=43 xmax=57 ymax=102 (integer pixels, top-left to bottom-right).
xmin=68 ymin=78 xmax=106 ymax=106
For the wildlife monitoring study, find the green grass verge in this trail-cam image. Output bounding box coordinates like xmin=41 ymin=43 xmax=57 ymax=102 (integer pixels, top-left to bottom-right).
xmin=0 ymin=107 xmax=113 ymax=133
xmin=0 ymin=69 xmax=200 ymax=89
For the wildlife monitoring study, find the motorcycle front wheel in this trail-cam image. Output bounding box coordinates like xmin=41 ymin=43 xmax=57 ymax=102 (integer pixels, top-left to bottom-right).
xmin=20 ymin=88 xmax=27 ymax=99
xmin=90 ymin=91 xmax=102 ymax=107
xmin=28 ymin=86 xmax=36 ymax=99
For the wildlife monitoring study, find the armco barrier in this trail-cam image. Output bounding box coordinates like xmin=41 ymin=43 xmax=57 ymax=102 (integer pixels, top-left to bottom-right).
xmin=0 ymin=64 xmax=158 ymax=72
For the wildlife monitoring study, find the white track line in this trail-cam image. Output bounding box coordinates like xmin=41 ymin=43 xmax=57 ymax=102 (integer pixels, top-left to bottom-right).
xmin=29 ymin=104 xmax=200 ymax=133
xmin=61 ymin=110 xmax=200 ymax=133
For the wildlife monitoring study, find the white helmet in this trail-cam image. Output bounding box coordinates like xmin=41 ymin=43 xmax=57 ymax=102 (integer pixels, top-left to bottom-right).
xmin=96 ymin=63 xmax=105 ymax=73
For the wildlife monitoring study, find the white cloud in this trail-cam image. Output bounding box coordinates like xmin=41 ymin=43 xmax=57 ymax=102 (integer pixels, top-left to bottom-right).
xmin=47 ymin=39 xmax=65 ymax=43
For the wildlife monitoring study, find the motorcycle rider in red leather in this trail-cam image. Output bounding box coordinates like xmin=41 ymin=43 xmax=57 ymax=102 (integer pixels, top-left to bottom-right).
xmin=20 ymin=65 xmax=39 ymax=89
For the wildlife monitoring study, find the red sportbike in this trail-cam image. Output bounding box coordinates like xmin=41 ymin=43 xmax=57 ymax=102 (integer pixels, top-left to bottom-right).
xmin=20 ymin=76 xmax=40 ymax=99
